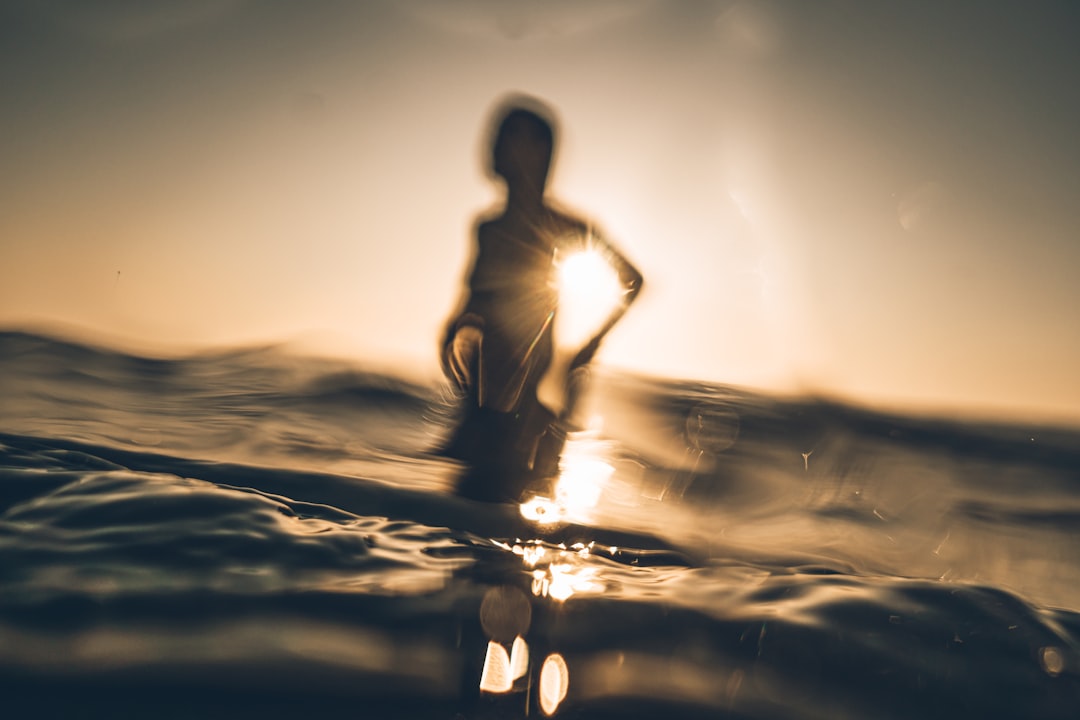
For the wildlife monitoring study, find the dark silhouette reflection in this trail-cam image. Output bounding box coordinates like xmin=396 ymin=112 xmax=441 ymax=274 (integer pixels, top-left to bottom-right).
xmin=440 ymin=96 xmax=642 ymax=502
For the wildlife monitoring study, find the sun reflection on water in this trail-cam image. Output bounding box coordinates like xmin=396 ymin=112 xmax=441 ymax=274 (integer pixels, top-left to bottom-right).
xmin=475 ymin=420 xmax=623 ymax=712
xmin=533 ymin=561 xmax=601 ymax=602
xmin=520 ymin=428 xmax=615 ymax=526
xmin=475 ymin=537 xmax=589 ymax=713
xmin=491 ymin=538 xmax=604 ymax=603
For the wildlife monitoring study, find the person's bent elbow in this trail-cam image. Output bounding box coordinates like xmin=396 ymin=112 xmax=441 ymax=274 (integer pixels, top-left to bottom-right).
xmin=442 ymin=315 xmax=485 ymax=394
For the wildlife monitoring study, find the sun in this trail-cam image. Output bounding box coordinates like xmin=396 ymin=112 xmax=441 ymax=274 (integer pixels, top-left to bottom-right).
xmin=554 ymin=248 xmax=624 ymax=347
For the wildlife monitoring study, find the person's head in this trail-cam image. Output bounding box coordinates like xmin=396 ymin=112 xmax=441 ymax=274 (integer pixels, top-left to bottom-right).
xmin=490 ymin=97 xmax=556 ymax=197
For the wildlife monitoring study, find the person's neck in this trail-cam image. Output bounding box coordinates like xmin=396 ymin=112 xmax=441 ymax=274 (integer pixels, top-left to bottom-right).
xmin=505 ymin=186 xmax=545 ymax=217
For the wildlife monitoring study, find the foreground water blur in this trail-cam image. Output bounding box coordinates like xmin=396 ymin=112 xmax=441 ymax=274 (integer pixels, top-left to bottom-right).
xmin=1 ymin=330 xmax=1078 ymax=718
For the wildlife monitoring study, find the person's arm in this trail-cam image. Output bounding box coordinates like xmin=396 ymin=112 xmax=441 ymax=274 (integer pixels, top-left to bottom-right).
xmin=442 ymin=314 xmax=484 ymax=391
xmin=440 ymin=222 xmax=489 ymax=395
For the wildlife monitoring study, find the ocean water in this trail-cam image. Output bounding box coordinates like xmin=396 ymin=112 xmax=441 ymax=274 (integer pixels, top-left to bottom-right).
xmin=1 ymin=330 xmax=1078 ymax=719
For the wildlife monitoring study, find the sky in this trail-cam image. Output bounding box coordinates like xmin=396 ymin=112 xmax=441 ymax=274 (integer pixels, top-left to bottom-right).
xmin=2 ymin=1 xmax=1078 ymax=424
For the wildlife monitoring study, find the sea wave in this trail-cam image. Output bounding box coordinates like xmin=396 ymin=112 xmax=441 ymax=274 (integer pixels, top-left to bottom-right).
xmin=2 ymin=330 xmax=1079 ymax=718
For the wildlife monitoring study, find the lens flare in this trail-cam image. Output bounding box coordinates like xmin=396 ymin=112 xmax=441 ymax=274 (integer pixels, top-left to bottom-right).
xmin=479 ymin=640 xmax=513 ymax=693
xmin=539 ymin=653 xmax=570 ymax=715
xmin=477 ymin=635 xmax=531 ymax=693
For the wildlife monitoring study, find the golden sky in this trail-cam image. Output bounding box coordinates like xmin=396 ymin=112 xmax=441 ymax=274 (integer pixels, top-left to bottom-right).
xmin=2 ymin=1 xmax=1078 ymax=424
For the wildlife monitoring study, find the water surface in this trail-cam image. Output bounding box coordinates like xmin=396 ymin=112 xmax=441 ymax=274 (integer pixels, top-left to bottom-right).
xmin=1 ymin=331 xmax=1078 ymax=718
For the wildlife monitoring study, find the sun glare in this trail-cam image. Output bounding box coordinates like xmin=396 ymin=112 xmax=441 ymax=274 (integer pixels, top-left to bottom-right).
xmin=555 ymin=248 xmax=624 ymax=347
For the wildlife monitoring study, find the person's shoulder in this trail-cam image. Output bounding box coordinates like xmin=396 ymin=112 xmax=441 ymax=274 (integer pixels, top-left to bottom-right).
xmin=546 ymin=205 xmax=594 ymax=239
xmin=474 ymin=201 xmax=509 ymax=230
xmin=550 ymin=209 xmax=613 ymax=254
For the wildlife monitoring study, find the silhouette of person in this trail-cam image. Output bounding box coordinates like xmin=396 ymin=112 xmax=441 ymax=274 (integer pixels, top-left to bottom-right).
xmin=441 ymin=96 xmax=642 ymax=502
